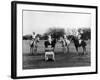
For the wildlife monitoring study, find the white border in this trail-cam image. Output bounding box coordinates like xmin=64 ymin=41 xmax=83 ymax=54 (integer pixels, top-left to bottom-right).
xmin=17 ymin=3 xmax=96 ymax=77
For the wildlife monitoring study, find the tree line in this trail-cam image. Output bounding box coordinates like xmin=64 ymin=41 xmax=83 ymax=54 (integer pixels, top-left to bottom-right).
xmin=23 ymin=27 xmax=91 ymax=40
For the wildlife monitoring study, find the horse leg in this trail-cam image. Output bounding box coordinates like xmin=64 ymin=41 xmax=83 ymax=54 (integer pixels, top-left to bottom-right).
xmin=30 ymin=47 xmax=32 ymax=54
xmin=75 ymin=47 xmax=78 ymax=55
xmin=67 ymin=45 xmax=69 ymax=53
xmin=63 ymin=41 xmax=66 ymax=54
xmin=34 ymin=46 xmax=37 ymax=54
xmin=32 ymin=47 xmax=34 ymax=54
xmin=31 ymin=47 xmax=34 ymax=55
xmin=63 ymin=46 xmax=66 ymax=53
xmin=35 ymin=43 xmax=38 ymax=53
xmin=83 ymin=46 xmax=86 ymax=55
xmin=35 ymin=45 xmax=37 ymax=53
xmin=30 ymin=46 xmax=32 ymax=54
xmin=33 ymin=44 xmax=36 ymax=54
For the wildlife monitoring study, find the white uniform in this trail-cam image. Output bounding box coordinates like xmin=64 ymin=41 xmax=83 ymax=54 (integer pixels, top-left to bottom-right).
xmin=32 ymin=34 xmax=36 ymax=39
xmin=64 ymin=35 xmax=70 ymax=45
xmin=77 ymin=31 xmax=83 ymax=44
xmin=30 ymin=33 xmax=36 ymax=46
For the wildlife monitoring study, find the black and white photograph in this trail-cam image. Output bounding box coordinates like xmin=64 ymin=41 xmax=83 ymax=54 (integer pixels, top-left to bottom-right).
xmin=23 ymin=10 xmax=91 ymax=69
xmin=11 ymin=1 xmax=97 ymax=79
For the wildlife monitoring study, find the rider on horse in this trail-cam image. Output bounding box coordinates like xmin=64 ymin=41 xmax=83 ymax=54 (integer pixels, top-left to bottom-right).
xmin=32 ymin=32 xmax=36 ymax=40
xmin=30 ymin=32 xmax=36 ymax=47
xmin=63 ymin=34 xmax=70 ymax=46
xmin=30 ymin=32 xmax=40 ymax=54
xmin=76 ymin=29 xmax=84 ymax=44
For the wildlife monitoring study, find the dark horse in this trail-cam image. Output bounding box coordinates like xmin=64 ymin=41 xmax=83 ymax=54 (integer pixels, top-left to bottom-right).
xmin=69 ymin=35 xmax=87 ymax=55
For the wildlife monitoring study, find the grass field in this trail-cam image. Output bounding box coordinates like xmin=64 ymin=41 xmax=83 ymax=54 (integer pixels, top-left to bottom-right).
xmin=22 ymin=40 xmax=91 ymax=69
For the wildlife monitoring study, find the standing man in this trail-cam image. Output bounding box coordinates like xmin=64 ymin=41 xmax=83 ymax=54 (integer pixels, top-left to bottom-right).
xmin=44 ymin=34 xmax=55 ymax=61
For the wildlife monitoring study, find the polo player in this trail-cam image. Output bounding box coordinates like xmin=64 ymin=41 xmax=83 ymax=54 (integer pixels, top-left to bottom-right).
xmin=77 ymin=29 xmax=84 ymax=44
xmin=30 ymin=32 xmax=39 ymax=54
xmin=32 ymin=32 xmax=36 ymax=40
xmin=63 ymin=34 xmax=70 ymax=45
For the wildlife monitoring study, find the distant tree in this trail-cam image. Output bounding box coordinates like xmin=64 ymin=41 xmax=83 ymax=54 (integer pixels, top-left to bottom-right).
xmin=35 ymin=34 xmax=41 ymax=38
xmin=43 ymin=27 xmax=65 ymax=39
xmin=23 ymin=35 xmax=32 ymax=40
xmin=83 ymin=28 xmax=91 ymax=40
xmin=41 ymin=33 xmax=48 ymax=40
xmin=77 ymin=28 xmax=91 ymax=40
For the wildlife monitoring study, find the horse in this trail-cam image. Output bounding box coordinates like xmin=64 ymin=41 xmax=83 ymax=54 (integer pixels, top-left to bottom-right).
xmin=30 ymin=36 xmax=40 ymax=54
xmin=59 ymin=36 xmax=71 ymax=53
xmin=69 ymin=35 xmax=87 ymax=55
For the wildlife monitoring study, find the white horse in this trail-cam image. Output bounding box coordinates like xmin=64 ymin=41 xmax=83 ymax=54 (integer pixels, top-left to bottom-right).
xmin=59 ymin=35 xmax=71 ymax=53
xmin=30 ymin=36 xmax=40 ymax=54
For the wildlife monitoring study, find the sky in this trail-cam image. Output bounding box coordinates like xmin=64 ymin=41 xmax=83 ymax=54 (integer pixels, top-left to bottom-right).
xmin=23 ymin=10 xmax=91 ymax=35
